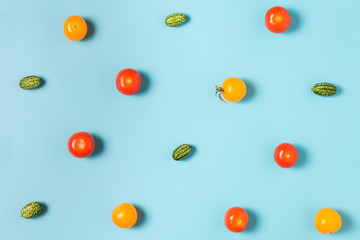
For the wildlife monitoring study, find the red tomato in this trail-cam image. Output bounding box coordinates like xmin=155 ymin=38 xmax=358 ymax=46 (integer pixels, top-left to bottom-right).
xmin=274 ymin=143 xmax=298 ymax=168
xmin=265 ymin=6 xmax=291 ymax=33
xmin=224 ymin=207 xmax=249 ymax=233
xmin=68 ymin=132 xmax=95 ymax=158
xmin=116 ymin=68 xmax=142 ymax=95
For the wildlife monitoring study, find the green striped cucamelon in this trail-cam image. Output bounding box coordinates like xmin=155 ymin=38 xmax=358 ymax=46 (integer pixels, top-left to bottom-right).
xmin=21 ymin=202 xmax=42 ymax=219
xmin=19 ymin=76 xmax=41 ymax=89
xmin=312 ymin=83 xmax=336 ymax=96
xmin=165 ymin=13 xmax=186 ymax=27
xmin=172 ymin=144 xmax=192 ymax=160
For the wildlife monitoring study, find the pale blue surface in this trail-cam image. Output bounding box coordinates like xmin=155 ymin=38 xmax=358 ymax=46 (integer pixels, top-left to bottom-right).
xmin=0 ymin=0 xmax=360 ymax=239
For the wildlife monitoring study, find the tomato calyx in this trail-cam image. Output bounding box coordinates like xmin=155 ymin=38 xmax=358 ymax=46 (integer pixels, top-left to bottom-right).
xmin=215 ymin=86 xmax=227 ymax=103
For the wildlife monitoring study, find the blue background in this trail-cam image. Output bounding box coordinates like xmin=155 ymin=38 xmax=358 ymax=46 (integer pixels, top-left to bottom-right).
xmin=0 ymin=0 xmax=359 ymax=239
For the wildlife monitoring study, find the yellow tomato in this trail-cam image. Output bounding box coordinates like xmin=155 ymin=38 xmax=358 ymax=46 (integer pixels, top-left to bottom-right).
xmin=216 ymin=78 xmax=246 ymax=102
xmin=63 ymin=16 xmax=88 ymax=41
xmin=314 ymin=208 xmax=342 ymax=234
xmin=112 ymin=203 xmax=138 ymax=228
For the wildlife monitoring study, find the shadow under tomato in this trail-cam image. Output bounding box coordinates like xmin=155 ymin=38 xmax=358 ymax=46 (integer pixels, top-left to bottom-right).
xmin=334 ymin=210 xmax=352 ymax=234
xmin=243 ymin=208 xmax=258 ymax=233
xmin=132 ymin=205 xmax=146 ymax=228
xmin=137 ymin=71 xmax=151 ymax=95
xmin=292 ymin=144 xmax=308 ymax=169
xmin=89 ymin=134 xmax=104 ymax=158
xmin=285 ymin=9 xmax=302 ymax=34
xmin=83 ymin=18 xmax=95 ymax=40
xmin=240 ymin=79 xmax=256 ymax=103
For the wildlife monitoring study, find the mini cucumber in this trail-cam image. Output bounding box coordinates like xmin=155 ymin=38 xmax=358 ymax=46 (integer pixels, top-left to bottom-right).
xmin=312 ymin=83 xmax=337 ymax=96
xmin=165 ymin=13 xmax=186 ymax=27
xmin=172 ymin=144 xmax=192 ymax=160
xmin=19 ymin=76 xmax=41 ymax=90
xmin=21 ymin=202 xmax=42 ymax=219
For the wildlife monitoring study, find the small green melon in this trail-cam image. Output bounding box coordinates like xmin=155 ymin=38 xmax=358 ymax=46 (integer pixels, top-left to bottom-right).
xmin=165 ymin=13 xmax=187 ymax=27
xmin=172 ymin=144 xmax=192 ymax=160
xmin=19 ymin=76 xmax=41 ymax=90
xmin=21 ymin=202 xmax=42 ymax=219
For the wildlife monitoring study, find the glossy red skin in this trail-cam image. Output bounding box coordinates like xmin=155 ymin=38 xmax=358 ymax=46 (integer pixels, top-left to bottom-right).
xmin=274 ymin=143 xmax=298 ymax=168
xmin=224 ymin=207 xmax=249 ymax=233
xmin=68 ymin=132 xmax=95 ymax=158
xmin=265 ymin=6 xmax=291 ymax=33
xmin=116 ymin=68 xmax=142 ymax=95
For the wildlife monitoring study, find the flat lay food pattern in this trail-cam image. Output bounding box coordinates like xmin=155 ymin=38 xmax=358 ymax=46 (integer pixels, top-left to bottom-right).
xmin=1 ymin=1 xmax=358 ymax=239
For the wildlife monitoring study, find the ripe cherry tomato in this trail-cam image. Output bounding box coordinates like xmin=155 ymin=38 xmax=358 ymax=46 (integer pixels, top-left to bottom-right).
xmin=112 ymin=203 xmax=138 ymax=228
xmin=116 ymin=69 xmax=142 ymax=95
xmin=274 ymin=143 xmax=298 ymax=168
xmin=68 ymin=132 xmax=95 ymax=158
xmin=265 ymin=6 xmax=291 ymax=33
xmin=315 ymin=208 xmax=342 ymax=234
xmin=216 ymin=78 xmax=246 ymax=103
xmin=63 ymin=16 xmax=88 ymax=41
xmin=224 ymin=207 xmax=249 ymax=233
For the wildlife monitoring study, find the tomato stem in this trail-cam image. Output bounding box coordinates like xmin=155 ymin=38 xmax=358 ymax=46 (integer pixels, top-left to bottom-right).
xmin=215 ymin=86 xmax=227 ymax=103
